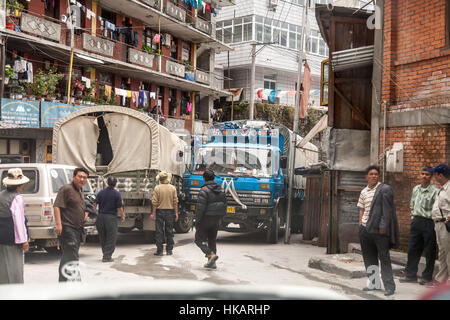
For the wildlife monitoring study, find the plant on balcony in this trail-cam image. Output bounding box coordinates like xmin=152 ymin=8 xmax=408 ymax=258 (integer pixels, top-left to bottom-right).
xmin=183 ymin=60 xmax=194 ymax=72
xmin=6 ymin=0 xmax=26 ymax=17
xmin=4 ymin=65 xmax=16 ymax=84
xmin=142 ymin=44 xmax=159 ymax=55
xmin=30 ymin=67 xmax=63 ymax=99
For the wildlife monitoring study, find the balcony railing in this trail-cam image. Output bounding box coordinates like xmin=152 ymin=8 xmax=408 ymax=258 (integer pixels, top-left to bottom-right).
xmin=165 ymin=1 xmax=186 ymax=23
xmin=195 ymin=70 xmax=210 ymax=85
xmin=194 ymin=17 xmax=211 ymax=35
xmin=165 ymin=60 xmax=186 ymax=77
xmin=20 ymin=12 xmax=62 ymax=42
xmin=82 ymin=33 xmax=116 ymax=57
xmin=128 ymin=48 xmax=156 ymax=68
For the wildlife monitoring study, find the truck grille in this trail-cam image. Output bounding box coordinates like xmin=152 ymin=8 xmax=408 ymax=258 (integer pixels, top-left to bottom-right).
xmin=189 ymin=188 xmax=270 ymax=205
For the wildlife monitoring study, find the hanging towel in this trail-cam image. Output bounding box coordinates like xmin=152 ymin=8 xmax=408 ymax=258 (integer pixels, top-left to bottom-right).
xmin=150 ymin=92 xmax=156 ymax=99
xmin=105 ymin=85 xmax=112 ymax=98
xmin=132 ymin=91 xmax=139 ymax=104
xmin=127 ymin=90 xmax=132 ymax=98
xmin=138 ymin=91 xmax=145 ymax=106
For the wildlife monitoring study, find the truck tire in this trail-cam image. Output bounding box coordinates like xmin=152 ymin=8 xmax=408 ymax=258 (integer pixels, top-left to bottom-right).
xmin=174 ymin=213 xmax=193 ymax=233
xmin=143 ymin=230 xmax=155 ymax=243
xmin=266 ymin=207 xmax=280 ymax=244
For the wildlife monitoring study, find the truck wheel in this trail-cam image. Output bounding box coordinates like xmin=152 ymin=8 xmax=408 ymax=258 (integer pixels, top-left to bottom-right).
xmin=174 ymin=213 xmax=193 ymax=233
xmin=266 ymin=207 xmax=280 ymax=244
xmin=143 ymin=231 xmax=155 ymax=243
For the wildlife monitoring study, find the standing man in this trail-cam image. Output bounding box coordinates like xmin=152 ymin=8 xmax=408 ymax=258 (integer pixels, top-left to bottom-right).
xmin=54 ymin=168 xmax=89 ymax=282
xmin=194 ymin=169 xmax=226 ymax=269
xmin=400 ymin=167 xmax=439 ymax=285
xmin=357 ymin=165 xmax=399 ymax=296
xmin=431 ymin=163 xmax=450 ymax=285
xmin=150 ymin=171 xmax=178 ymax=256
xmin=0 ymin=168 xmax=29 ymax=284
xmin=94 ymin=176 xmax=125 ymax=263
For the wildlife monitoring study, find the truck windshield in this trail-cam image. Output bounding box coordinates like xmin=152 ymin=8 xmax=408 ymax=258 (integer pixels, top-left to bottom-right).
xmin=194 ymin=147 xmax=273 ymax=177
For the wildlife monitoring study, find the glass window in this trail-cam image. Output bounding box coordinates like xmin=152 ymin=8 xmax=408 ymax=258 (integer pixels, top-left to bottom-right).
xmin=280 ymin=30 xmax=287 ymax=47
xmin=255 ymin=16 xmax=263 ymax=23
xmin=289 ymin=32 xmax=296 ymax=49
xmin=264 ymin=25 xmax=271 ymax=43
xmin=1 ymin=169 xmax=39 ymax=194
xmin=273 ymin=28 xmax=280 ymax=43
xmin=223 ymin=20 xmax=232 ymax=27
xmin=256 ymin=24 xmax=263 ymax=42
xmin=234 ymin=24 xmax=243 ymax=43
xmin=50 ymin=168 xmax=67 ymax=193
xmin=216 ymin=28 xmax=223 ymax=42
xmin=243 ymin=23 xmax=252 ymax=41
xmin=223 ymin=26 xmax=232 ymax=43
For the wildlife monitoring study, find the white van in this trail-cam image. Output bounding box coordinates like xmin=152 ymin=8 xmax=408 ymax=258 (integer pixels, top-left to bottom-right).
xmin=0 ymin=163 xmax=97 ymax=253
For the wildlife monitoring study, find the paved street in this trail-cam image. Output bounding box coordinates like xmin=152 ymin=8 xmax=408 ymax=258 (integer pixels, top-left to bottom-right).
xmin=22 ymin=230 xmax=432 ymax=300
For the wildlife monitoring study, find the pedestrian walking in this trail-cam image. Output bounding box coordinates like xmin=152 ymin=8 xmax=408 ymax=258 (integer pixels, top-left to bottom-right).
xmin=400 ymin=167 xmax=439 ymax=285
xmin=94 ymin=176 xmax=125 ymax=262
xmin=357 ymin=165 xmax=399 ymax=296
xmin=194 ymin=169 xmax=226 ymax=269
xmin=150 ymin=171 xmax=178 ymax=256
xmin=0 ymin=168 xmax=29 ymax=284
xmin=53 ymin=168 xmax=89 ymax=282
xmin=431 ymin=163 xmax=450 ymax=286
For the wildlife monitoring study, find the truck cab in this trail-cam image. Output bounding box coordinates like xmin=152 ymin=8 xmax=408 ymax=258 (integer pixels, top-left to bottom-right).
xmin=183 ymin=124 xmax=288 ymax=243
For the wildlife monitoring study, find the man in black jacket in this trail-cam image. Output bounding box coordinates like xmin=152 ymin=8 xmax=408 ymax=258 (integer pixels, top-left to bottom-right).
xmin=194 ymin=169 xmax=227 ymax=269
xmin=357 ymin=165 xmax=399 ymax=296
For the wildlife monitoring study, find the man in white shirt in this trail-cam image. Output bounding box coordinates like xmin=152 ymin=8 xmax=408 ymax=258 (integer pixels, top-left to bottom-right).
xmin=431 ymin=164 xmax=450 ymax=285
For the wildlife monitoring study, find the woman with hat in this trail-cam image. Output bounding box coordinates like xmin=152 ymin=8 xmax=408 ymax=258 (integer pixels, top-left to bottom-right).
xmin=0 ymin=168 xmax=30 ymax=284
xmin=150 ymin=171 xmax=178 ymax=256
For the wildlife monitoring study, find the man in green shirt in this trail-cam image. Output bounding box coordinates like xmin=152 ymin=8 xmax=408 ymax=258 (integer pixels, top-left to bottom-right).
xmin=400 ymin=167 xmax=439 ymax=285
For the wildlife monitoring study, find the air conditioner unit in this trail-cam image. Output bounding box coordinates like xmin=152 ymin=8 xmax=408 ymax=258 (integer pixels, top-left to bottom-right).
xmin=269 ymin=0 xmax=278 ymax=9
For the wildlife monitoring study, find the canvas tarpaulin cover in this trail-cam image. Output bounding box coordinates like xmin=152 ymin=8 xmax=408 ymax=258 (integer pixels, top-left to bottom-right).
xmin=53 ymin=106 xmax=186 ymax=177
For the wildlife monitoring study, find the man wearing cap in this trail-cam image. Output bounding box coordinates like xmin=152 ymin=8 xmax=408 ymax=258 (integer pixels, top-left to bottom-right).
xmin=0 ymin=168 xmax=29 ymax=284
xmin=53 ymin=167 xmax=89 ymax=282
xmin=150 ymin=171 xmax=178 ymax=256
xmin=431 ymin=163 xmax=450 ymax=285
xmin=400 ymin=167 xmax=439 ymax=285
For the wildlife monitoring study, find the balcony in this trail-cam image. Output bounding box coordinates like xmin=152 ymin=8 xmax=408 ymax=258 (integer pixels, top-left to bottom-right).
xmin=20 ymin=13 xmax=61 ymax=42
xmin=195 ymin=70 xmax=210 ymax=85
xmin=194 ymin=17 xmax=212 ymax=36
xmin=165 ymin=1 xmax=186 ymax=23
xmin=82 ymin=33 xmax=116 ymax=57
xmin=165 ymin=60 xmax=186 ymax=78
xmin=128 ymin=48 xmax=156 ymax=69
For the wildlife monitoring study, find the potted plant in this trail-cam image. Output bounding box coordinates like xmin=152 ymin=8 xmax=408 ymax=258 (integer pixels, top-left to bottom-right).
xmin=30 ymin=67 xmax=63 ymax=100
xmin=183 ymin=60 xmax=195 ymax=81
xmin=6 ymin=0 xmax=25 ymax=17
xmin=4 ymin=65 xmax=15 ymax=85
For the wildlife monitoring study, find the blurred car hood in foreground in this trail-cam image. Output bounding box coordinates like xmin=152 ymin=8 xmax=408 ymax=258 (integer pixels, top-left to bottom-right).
xmin=0 ymin=280 xmax=349 ymax=300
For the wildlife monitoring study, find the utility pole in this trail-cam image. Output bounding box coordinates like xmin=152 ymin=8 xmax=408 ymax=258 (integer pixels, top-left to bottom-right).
xmin=285 ymin=1 xmax=308 ymax=244
xmin=249 ymin=42 xmax=256 ymax=120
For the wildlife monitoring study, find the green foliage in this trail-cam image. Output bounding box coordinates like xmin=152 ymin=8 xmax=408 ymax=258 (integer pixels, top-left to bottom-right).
xmin=182 ymin=60 xmax=194 ymax=72
xmin=142 ymin=44 xmax=159 ymax=55
xmin=30 ymin=67 xmax=63 ymax=97
xmin=4 ymin=65 xmax=16 ymax=79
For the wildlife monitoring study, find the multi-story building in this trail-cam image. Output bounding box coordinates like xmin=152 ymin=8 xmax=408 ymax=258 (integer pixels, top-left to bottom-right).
xmin=0 ymin=0 xmax=234 ymax=162
xmin=214 ymin=0 xmax=332 ymax=107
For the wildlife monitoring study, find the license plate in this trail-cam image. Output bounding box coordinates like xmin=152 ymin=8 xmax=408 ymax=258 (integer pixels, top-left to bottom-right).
xmin=227 ymin=207 xmax=235 ymax=213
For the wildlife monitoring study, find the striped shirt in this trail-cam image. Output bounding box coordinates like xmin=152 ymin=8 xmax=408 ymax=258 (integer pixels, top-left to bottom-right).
xmin=410 ymin=184 xmax=439 ymax=219
xmin=357 ymin=182 xmax=381 ymax=227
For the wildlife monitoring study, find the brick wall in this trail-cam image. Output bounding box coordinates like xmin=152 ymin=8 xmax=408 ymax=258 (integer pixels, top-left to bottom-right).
xmin=382 ymin=0 xmax=450 ymax=250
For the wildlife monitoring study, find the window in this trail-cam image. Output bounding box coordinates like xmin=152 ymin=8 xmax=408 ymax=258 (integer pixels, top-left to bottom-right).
xmin=264 ymin=74 xmax=276 ymax=90
xmin=309 ymin=29 xmax=329 ymax=56
xmin=50 ymin=168 xmax=67 ymax=193
xmin=320 ymin=59 xmax=329 ymax=106
xmin=0 ymin=169 xmax=39 ymax=194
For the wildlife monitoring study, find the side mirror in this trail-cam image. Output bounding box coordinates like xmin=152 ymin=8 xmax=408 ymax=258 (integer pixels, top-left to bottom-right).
xmin=280 ymin=156 xmax=287 ymax=169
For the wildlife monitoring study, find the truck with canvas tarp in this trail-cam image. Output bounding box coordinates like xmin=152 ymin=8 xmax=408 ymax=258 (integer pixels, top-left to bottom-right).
xmin=52 ymin=106 xmax=191 ymax=241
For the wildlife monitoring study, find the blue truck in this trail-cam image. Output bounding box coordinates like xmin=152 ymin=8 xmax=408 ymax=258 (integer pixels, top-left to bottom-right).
xmin=182 ymin=120 xmax=318 ymax=243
